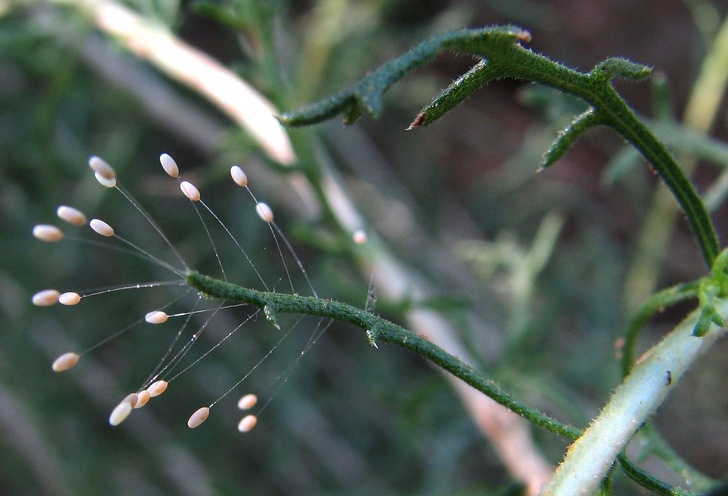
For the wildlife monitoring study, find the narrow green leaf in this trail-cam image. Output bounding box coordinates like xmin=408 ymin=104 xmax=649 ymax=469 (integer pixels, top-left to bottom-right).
xmin=186 ymin=270 xmax=582 ymax=440
xmin=591 ymin=58 xmax=653 ymax=81
xmin=540 ymin=109 xmax=603 ymax=170
xmin=408 ymin=60 xmax=501 ymax=129
xmin=279 ymin=25 xmax=529 ymax=127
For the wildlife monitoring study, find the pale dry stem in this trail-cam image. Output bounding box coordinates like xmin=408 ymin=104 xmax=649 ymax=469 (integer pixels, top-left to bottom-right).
xmin=55 ymin=0 xmax=296 ymax=165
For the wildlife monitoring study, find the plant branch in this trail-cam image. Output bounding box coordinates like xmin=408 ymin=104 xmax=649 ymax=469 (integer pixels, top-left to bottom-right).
xmin=40 ymin=3 xmax=556 ymax=487
xmin=187 ymin=270 xmax=581 ymax=441
xmin=299 ymin=146 xmax=554 ymax=492
xmin=279 ymin=26 xmax=720 ymax=266
xmin=189 ymin=269 xmax=720 ymax=494
xmin=624 ymin=14 xmax=728 ymax=312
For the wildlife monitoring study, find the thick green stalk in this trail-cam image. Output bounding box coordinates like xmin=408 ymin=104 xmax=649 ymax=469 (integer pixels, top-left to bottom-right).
xmin=621 ymin=280 xmax=701 ymax=377
xmin=541 ymin=300 xmax=728 ymax=496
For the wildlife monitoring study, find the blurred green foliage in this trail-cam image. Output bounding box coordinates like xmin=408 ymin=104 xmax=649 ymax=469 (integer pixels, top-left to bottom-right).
xmin=2 ymin=0 xmax=728 ymax=494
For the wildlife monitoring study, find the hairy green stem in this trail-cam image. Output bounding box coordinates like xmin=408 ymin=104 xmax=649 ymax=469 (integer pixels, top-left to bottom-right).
xmin=280 ymin=26 xmax=721 ymax=266
xmin=439 ymin=30 xmax=720 ymax=266
xmin=616 ymin=454 xmax=694 ymax=496
xmin=189 ymin=269 xmax=711 ymax=493
xmin=186 ymin=270 xmax=580 ymax=440
xmin=620 ymin=15 xmax=728 ymax=311
xmin=596 ymin=93 xmax=720 ymax=265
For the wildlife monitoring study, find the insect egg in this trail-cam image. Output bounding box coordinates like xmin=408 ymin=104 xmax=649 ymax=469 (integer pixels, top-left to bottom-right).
xmin=230 ymin=165 xmax=248 ymax=187
xmin=237 ymin=414 xmax=258 ymax=433
xmin=56 ymin=206 xmax=87 ymax=226
xmin=237 ymin=394 xmax=258 ymax=410
xmin=147 ymin=380 xmax=168 ymax=397
xmin=59 ymin=292 xmax=81 ymax=306
xmin=255 ymin=202 xmax=274 ymax=223
xmin=145 ymin=311 xmax=168 ymax=324
xmin=187 ymin=407 xmax=210 ymax=428
xmin=180 ymin=181 xmax=201 ymax=201
xmin=89 ymin=219 xmax=115 ymax=237
xmin=32 ymin=289 xmax=61 ymax=306
xmin=353 ymin=230 xmax=368 ymax=245
xmin=134 ymin=390 xmax=150 ymax=409
xmin=88 ymin=156 xmax=117 ymax=188
xmin=33 ymin=225 xmax=64 ymax=243
xmin=108 ymin=398 xmax=134 ymax=426
xmin=159 ymin=153 xmax=180 ymax=178
xmin=51 ymin=352 xmax=80 ymax=372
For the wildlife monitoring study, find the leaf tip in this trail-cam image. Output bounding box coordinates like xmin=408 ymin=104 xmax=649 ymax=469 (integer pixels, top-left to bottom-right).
xmin=538 ymin=156 xmax=558 ymax=172
xmin=407 ymin=112 xmax=427 ymax=130
xmin=592 ymin=58 xmax=653 ymax=81
xmin=275 ymin=110 xmax=304 ymax=127
xmin=516 ymin=29 xmax=532 ymax=44
xmin=540 ymin=133 xmax=571 ymax=171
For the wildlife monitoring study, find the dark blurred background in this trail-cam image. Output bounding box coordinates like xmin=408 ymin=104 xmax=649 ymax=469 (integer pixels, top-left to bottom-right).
xmin=2 ymin=0 xmax=728 ymax=494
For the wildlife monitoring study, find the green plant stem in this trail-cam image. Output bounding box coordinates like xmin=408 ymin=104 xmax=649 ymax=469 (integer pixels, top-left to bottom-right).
xmin=189 ymin=269 xmax=710 ymax=493
xmin=638 ymin=424 xmax=717 ymax=492
xmin=616 ymin=454 xmax=694 ymax=496
xmin=593 ymin=91 xmax=720 ymax=266
xmin=624 ymin=15 xmax=728 ymax=311
xmin=280 ymin=26 xmax=720 ymax=267
xmin=447 ymin=34 xmax=719 ymax=266
xmin=187 ymin=270 xmax=580 ymax=440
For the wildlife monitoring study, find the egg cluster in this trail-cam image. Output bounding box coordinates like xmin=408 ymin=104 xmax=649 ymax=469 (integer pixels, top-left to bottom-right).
xmin=30 ymin=154 xmax=293 ymax=432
